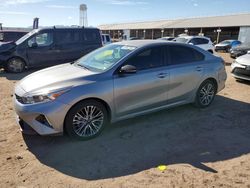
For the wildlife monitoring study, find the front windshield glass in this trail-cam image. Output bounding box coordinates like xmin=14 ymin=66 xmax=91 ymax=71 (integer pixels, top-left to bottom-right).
xmin=15 ymin=29 xmax=38 ymax=45
xmin=175 ymin=37 xmax=189 ymax=43
xmin=75 ymin=44 xmax=137 ymax=72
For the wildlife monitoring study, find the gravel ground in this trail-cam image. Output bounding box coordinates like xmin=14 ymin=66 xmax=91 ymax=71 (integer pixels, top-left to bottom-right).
xmin=0 ymin=53 xmax=250 ymax=188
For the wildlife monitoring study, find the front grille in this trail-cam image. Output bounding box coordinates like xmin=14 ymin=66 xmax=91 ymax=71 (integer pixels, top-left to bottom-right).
xmin=15 ymin=94 xmax=24 ymax=104
xmin=216 ymin=47 xmax=227 ymax=50
xmin=233 ymin=67 xmax=250 ymax=77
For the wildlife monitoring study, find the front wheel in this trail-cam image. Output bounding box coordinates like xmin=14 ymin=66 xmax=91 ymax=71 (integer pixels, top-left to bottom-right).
xmin=65 ymin=100 xmax=108 ymax=140
xmin=6 ymin=57 xmax=25 ymax=73
xmin=194 ymin=80 xmax=217 ymax=108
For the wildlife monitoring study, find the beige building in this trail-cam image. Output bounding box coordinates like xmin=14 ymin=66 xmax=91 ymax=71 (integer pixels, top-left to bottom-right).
xmin=99 ymin=13 xmax=250 ymax=43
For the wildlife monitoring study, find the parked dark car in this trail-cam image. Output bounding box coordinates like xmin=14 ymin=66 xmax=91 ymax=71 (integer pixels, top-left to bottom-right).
xmin=0 ymin=27 xmax=102 ymax=73
xmin=0 ymin=30 xmax=28 ymax=42
xmin=215 ymin=40 xmax=241 ymax=52
xmin=230 ymin=43 xmax=250 ymax=58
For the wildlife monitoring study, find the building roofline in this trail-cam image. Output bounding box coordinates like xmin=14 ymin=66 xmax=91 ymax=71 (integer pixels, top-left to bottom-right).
xmin=98 ymin=12 xmax=250 ymax=30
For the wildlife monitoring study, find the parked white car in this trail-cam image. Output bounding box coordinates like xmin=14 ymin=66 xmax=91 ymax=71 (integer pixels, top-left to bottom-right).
xmin=231 ymin=52 xmax=250 ymax=81
xmin=174 ymin=36 xmax=214 ymax=53
xmin=101 ymin=34 xmax=112 ymax=46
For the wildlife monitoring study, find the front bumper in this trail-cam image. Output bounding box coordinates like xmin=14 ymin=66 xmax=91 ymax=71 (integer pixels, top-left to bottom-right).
xmin=231 ymin=62 xmax=250 ymax=81
xmin=230 ymin=51 xmax=247 ymax=58
xmin=215 ymin=46 xmax=229 ymax=51
xmin=14 ymin=96 xmax=71 ymax=135
xmin=0 ymin=54 xmax=9 ymax=68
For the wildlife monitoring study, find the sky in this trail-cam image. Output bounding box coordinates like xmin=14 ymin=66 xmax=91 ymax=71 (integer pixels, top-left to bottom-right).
xmin=0 ymin=0 xmax=250 ymax=27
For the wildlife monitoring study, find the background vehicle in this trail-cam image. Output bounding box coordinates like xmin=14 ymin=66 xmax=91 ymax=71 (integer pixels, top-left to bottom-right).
xmin=128 ymin=37 xmax=141 ymax=40
xmin=157 ymin=37 xmax=175 ymax=41
xmin=14 ymin=40 xmax=227 ymax=140
xmin=230 ymin=43 xmax=250 ymax=58
xmin=174 ymin=36 xmax=214 ymax=53
xmin=231 ymin=52 xmax=250 ymax=81
xmin=101 ymin=34 xmax=112 ymax=45
xmin=215 ymin=40 xmax=241 ymax=52
xmin=0 ymin=27 xmax=102 ymax=73
xmin=0 ymin=30 xmax=28 ymax=42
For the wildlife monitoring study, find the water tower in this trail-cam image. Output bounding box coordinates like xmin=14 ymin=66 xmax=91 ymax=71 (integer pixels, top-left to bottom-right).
xmin=79 ymin=4 xmax=88 ymax=27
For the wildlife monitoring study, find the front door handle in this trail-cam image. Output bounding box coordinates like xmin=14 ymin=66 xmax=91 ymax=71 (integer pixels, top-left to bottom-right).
xmin=157 ymin=73 xmax=168 ymax=78
xmin=196 ymin=66 xmax=203 ymax=72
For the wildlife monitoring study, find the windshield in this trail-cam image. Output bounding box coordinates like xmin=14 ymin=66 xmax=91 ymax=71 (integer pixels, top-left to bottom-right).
xmin=15 ymin=29 xmax=38 ymax=45
xmin=75 ymin=44 xmax=137 ymax=72
xmin=174 ymin=37 xmax=189 ymax=43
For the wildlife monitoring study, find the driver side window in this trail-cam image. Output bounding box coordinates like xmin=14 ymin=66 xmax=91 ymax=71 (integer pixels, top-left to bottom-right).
xmin=28 ymin=32 xmax=53 ymax=47
xmin=124 ymin=46 xmax=164 ymax=70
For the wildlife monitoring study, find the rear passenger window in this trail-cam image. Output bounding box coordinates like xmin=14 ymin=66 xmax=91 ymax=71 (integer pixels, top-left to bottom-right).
xmin=198 ymin=38 xmax=209 ymax=44
xmin=84 ymin=30 xmax=99 ymax=42
xmin=56 ymin=30 xmax=80 ymax=45
xmin=169 ymin=45 xmax=204 ymax=65
xmin=125 ymin=47 xmax=164 ymax=70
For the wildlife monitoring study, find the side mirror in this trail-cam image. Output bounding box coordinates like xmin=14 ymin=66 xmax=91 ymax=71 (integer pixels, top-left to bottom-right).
xmin=119 ymin=65 xmax=137 ymax=74
xmin=188 ymin=42 xmax=194 ymax=45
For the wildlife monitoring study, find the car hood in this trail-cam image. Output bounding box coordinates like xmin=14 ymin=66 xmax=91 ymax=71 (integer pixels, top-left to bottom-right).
xmin=0 ymin=41 xmax=16 ymax=53
xmin=17 ymin=63 xmax=96 ymax=95
xmin=232 ymin=44 xmax=250 ymax=51
xmin=215 ymin=43 xmax=230 ymax=47
xmin=236 ymin=54 xmax=250 ymax=66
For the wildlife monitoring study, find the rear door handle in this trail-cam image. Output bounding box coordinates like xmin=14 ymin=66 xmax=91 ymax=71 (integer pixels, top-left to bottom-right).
xmin=157 ymin=73 xmax=168 ymax=78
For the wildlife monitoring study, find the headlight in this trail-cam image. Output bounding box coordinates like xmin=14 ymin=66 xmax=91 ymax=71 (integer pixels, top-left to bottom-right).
xmin=21 ymin=87 xmax=71 ymax=104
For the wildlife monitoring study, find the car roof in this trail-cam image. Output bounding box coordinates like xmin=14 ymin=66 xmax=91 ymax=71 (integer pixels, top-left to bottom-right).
xmin=178 ymin=36 xmax=210 ymax=40
xmin=37 ymin=27 xmax=99 ymax=32
xmin=115 ymin=40 xmax=205 ymax=49
xmin=0 ymin=30 xmax=28 ymax=33
xmin=115 ymin=40 xmax=171 ymax=47
xmin=222 ymin=40 xmax=234 ymax=42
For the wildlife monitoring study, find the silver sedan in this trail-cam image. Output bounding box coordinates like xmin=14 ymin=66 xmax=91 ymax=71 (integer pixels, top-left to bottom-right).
xmin=14 ymin=40 xmax=227 ymax=140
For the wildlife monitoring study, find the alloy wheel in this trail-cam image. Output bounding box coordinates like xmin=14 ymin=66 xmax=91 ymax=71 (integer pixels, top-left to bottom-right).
xmin=199 ymin=82 xmax=215 ymax=106
xmin=72 ymin=105 xmax=104 ymax=137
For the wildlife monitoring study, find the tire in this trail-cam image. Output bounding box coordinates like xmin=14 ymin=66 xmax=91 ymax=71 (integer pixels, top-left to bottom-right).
xmin=194 ymin=80 xmax=217 ymax=108
xmin=65 ymin=100 xmax=108 ymax=140
xmin=6 ymin=57 xmax=25 ymax=73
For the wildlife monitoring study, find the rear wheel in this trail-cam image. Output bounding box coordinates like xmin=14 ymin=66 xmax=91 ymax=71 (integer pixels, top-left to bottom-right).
xmin=194 ymin=80 xmax=216 ymax=108
xmin=65 ymin=100 xmax=108 ymax=140
xmin=6 ymin=57 xmax=25 ymax=73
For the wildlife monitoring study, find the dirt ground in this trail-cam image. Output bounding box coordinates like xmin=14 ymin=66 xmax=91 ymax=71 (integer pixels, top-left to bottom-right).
xmin=0 ymin=53 xmax=250 ymax=188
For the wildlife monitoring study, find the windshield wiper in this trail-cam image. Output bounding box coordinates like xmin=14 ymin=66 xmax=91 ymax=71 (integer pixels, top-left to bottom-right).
xmin=76 ymin=63 xmax=90 ymax=70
